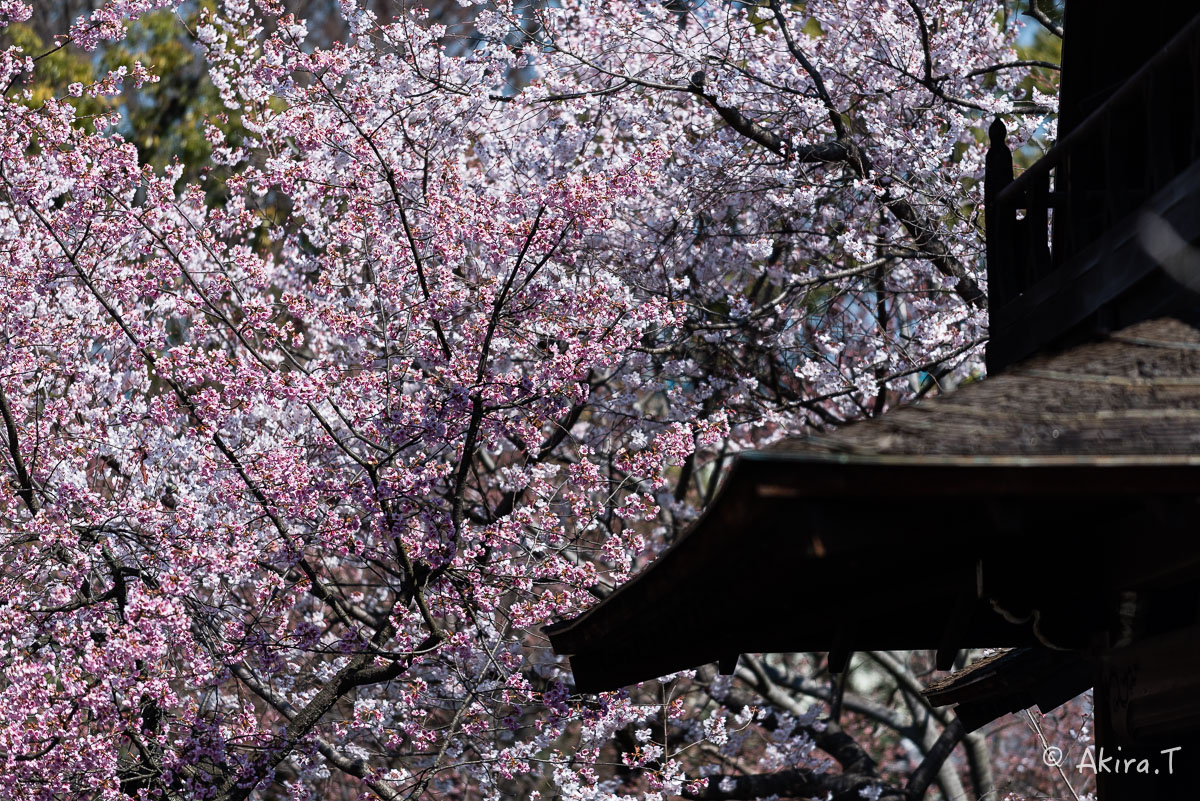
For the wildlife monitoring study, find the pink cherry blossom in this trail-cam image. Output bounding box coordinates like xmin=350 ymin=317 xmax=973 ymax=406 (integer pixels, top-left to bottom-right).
xmin=0 ymin=1 xmax=1065 ymax=799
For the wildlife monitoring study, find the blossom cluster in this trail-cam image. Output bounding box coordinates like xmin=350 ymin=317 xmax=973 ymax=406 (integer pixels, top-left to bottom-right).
xmin=0 ymin=1 xmax=1056 ymax=798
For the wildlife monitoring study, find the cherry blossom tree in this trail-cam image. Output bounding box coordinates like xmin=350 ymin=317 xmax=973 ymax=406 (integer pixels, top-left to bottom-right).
xmin=0 ymin=0 xmax=1067 ymax=799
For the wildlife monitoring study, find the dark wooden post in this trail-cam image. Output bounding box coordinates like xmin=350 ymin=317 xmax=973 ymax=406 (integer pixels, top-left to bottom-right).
xmin=985 ymin=117 xmax=1015 ymax=307
xmin=1093 ymin=629 xmax=1200 ymax=800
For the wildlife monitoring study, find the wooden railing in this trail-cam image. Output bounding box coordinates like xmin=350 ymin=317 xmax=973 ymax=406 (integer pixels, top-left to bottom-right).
xmin=985 ymin=13 xmax=1200 ymax=312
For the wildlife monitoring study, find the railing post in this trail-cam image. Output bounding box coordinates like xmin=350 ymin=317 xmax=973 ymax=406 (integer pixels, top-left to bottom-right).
xmin=985 ymin=117 xmax=1015 ymax=307
xmin=1026 ymin=168 xmax=1051 ymax=285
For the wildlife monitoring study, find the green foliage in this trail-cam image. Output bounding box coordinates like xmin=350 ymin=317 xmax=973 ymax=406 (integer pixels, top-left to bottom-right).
xmin=801 ymin=17 xmax=824 ymax=38
xmin=102 ymin=6 xmax=230 ymax=182
xmin=2 ymin=24 xmax=111 ymax=125
xmin=3 ymin=3 xmax=237 ymax=186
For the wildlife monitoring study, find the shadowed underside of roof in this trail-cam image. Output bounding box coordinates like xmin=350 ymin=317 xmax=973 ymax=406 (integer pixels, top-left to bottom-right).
xmin=544 ymin=318 xmax=1200 ymax=694
xmin=922 ymin=647 xmax=1092 ymax=733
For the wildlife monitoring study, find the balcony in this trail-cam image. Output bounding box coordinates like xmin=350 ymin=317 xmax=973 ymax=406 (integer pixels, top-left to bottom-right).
xmin=985 ymin=13 xmax=1200 ymax=371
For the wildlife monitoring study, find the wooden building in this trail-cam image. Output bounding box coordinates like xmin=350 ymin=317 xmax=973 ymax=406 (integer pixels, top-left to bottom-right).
xmin=546 ymin=4 xmax=1200 ymax=799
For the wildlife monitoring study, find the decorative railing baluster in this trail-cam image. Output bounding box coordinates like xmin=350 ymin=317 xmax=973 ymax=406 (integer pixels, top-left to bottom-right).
xmin=1192 ymin=41 xmax=1200 ymax=164
xmin=984 ymin=13 xmax=1200 ymax=371
xmin=985 ymin=118 xmax=1015 ymax=307
xmin=1148 ymin=76 xmax=1172 ymax=190
xmin=1026 ymin=168 xmax=1052 ymax=285
xmin=1101 ymin=122 xmax=1115 ymax=231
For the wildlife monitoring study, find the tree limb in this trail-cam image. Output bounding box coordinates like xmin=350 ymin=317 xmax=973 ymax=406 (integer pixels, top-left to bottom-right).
xmin=1024 ymin=1 xmax=1064 ymax=38
xmin=906 ymin=717 xmax=965 ymax=800
xmin=0 ymin=383 xmax=38 ymax=514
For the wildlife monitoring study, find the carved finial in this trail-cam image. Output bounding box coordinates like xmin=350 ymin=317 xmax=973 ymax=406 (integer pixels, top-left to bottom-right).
xmin=985 ymin=116 xmax=1013 ymax=186
xmin=988 ymin=116 xmax=1007 ymax=147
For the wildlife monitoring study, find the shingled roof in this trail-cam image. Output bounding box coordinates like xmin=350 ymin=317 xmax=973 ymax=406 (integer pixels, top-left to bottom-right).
xmin=773 ymin=317 xmax=1200 ymax=459
xmin=545 ymin=318 xmax=1200 ymax=693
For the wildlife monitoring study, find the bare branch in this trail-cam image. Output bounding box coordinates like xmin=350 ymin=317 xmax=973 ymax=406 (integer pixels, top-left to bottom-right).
xmin=964 ymin=59 xmax=1060 ymax=78
xmin=1024 ymin=1 xmax=1064 ymax=38
xmin=905 ymin=717 xmax=965 ymax=800
xmin=767 ymin=0 xmax=848 ymax=139
xmin=0 ymin=383 xmax=38 ymax=514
